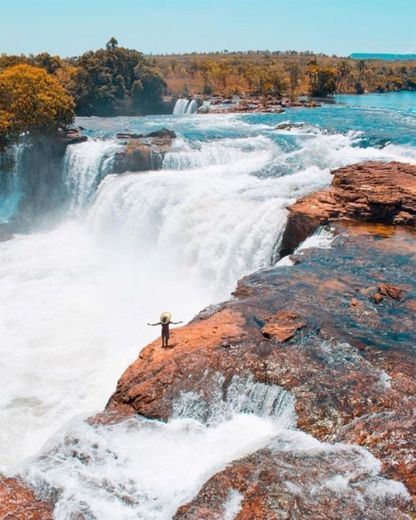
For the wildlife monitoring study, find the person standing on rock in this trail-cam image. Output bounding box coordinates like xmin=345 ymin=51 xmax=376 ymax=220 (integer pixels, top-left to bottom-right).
xmin=147 ymin=312 xmax=183 ymax=348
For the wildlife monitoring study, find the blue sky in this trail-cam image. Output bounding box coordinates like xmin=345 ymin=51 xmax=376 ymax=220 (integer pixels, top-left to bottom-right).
xmin=0 ymin=0 xmax=415 ymax=57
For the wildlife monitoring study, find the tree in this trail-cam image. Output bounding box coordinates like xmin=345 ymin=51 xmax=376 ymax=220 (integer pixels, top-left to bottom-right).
xmin=0 ymin=64 xmax=74 ymax=148
xmin=336 ymin=61 xmax=351 ymax=92
xmin=106 ymin=37 xmax=119 ymax=50
xmin=73 ymin=44 xmax=166 ymax=115
xmin=286 ymin=63 xmax=300 ymax=100
xmin=355 ymin=60 xmax=367 ymax=93
xmin=307 ymin=63 xmax=337 ymax=97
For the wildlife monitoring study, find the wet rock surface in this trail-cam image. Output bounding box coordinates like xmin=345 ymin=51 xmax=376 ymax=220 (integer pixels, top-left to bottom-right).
xmin=0 ymin=477 xmax=53 ymax=520
xmin=175 ymin=437 xmax=410 ymax=520
xmin=105 ymin=160 xmax=416 ymax=516
xmin=280 ymin=161 xmax=416 ymax=255
xmin=112 ymin=128 xmax=176 ymax=173
xmin=106 ymin=223 xmax=416 ymax=514
xmin=3 ymin=161 xmax=415 ymax=518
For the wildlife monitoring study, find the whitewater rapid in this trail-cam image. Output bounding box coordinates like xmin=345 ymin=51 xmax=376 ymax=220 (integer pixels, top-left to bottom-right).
xmin=1 ymin=109 xmax=415 ymax=517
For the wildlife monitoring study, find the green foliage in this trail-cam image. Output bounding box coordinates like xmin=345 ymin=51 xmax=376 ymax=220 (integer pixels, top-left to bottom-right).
xmin=0 ymin=64 xmax=74 ymax=148
xmin=72 ymin=43 xmax=166 ymax=116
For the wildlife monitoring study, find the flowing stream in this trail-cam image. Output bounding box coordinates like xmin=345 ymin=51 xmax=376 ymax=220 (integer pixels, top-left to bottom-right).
xmin=1 ymin=99 xmax=415 ymax=517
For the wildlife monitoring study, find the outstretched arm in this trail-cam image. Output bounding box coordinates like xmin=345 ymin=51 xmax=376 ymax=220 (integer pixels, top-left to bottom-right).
xmin=147 ymin=322 xmax=161 ymax=326
xmin=170 ymin=321 xmax=183 ymax=325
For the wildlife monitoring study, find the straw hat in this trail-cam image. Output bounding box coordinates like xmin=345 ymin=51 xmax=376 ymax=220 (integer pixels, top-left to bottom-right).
xmin=160 ymin=311 xmax=172 ymax=324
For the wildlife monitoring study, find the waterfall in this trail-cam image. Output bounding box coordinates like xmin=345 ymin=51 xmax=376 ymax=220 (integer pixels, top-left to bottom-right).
xmin=63 ymin=139 xmax=122 ymax=213
xmin=172 ymin=374 xmax=296 ymax=427
xmin=2 ymin=102 xmax=415 ymax=518
xmin=186 ymin=99 xmax=198 ymax=114
xmin=0 ymin=144 xmax=24 ymax=223
xmin=173 ymin=98 xmax=198 ymax=115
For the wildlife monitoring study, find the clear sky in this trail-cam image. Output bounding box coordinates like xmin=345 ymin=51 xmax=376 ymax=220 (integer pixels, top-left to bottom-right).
xmin=0 ymin=0 xmax=415 ymax=57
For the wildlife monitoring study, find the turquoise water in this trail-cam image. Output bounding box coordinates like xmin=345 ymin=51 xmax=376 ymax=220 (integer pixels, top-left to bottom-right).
xmin=1 ymin=91 xmax=415 ymax=225
xmin=336 ymin=91 xmax=416 ymax=113
xmin=78 ymin=91 xmax=416 ymax=152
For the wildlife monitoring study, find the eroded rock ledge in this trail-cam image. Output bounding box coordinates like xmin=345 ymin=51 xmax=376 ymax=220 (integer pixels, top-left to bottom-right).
xmin=104 ymin=161 xmax=415 ymax=517
xmin=280 ymin=161 xmax=416 ymax=256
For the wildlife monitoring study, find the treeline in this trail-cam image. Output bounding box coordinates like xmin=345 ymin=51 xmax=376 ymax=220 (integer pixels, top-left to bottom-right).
xmin=154 ymin=51 xmax=416 ymax=98
xmin=1 ymin=41 xmax=416 ymax=148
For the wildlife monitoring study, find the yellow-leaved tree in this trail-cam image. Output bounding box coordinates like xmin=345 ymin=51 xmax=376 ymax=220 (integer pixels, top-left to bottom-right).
xmin=0 ymin=64 xmax=75 ymax=148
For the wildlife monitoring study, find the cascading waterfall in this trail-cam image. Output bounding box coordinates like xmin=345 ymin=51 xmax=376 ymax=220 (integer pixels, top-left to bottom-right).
xmin=186 ymin=99 xmax=198 ymax=114
xmin=1 ymin=100 xmax=415 ymax=518
xmin=0 ymin=144 xmax=25 ymax=222
xmin=63 ymin=139 xmax=123 ymax=212
xmin=173 ymin=98 xmax=198 ymax=115
xmin=88 ymin=135 xmax=328 ymax=297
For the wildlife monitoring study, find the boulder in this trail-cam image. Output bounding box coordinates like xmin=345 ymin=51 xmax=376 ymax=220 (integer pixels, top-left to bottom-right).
xmin=260 ymin=310 xmax=307 ymax=341
xmin=112 ymin=128 xmax=176 ymax=173
xmin=57 ymin=128 xmax=88 ymax=145
xmin=275 ymin=122 xmax=305 ymax=130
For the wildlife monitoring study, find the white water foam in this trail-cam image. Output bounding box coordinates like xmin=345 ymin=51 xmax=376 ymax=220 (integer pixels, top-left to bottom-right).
xmin=20 ymin=413 xmax=282 ymax=520
xmin=63 ymin=139 xmax=123 ymax=212
xmin=18 ymin=377 xmax=294 ymax=519
xmin=18 ymin=390 xmax=408 ymax=520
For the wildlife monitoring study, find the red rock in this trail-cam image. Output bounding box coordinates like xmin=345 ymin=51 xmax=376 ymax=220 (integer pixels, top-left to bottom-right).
xmin=104 ymin=224 xmax=416 ymax=509
xmin=0 ymin=477 xmax=53 ymax=520
xmin=175 ymin=442 xmax=411 ymax=520
xmin=378 ymin=283 xmax=403 ymax=301
xmin=261 ymin=310 xmax=306 ymax=342
xmin=373 ymin=292 xmax=384 ymax=304
xmin=99 ymin=163 xmax=416 ymax=516
xmin=280 ymin=161 xmax=416 ymax=255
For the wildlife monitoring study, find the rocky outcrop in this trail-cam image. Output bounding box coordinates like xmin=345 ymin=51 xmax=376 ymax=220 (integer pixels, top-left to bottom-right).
xmin=106 ymin=223 xmax=416 ymax=508
xmin=0 ymin=477 xmax=53 ymax=519
xmin=112 ymin=128 xmax=176 ymax=173
xmin=280 ymin=161 xmax=416 ymax=255
xmin=103 ymin=161 xmax=416 ymax=516
xmin=4 ymin=161 xmax=414 ymax=518
xmin=56 ymin=128 xmax=88 ymax=146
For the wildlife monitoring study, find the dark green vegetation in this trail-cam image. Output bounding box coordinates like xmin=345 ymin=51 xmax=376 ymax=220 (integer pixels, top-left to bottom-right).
xmin=73 ymin=38 xmax=166 ymax=116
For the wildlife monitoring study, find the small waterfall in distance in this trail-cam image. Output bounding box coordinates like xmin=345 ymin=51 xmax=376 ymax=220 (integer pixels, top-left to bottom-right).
xmin=173 ymin=98 xmax=198 ymax=115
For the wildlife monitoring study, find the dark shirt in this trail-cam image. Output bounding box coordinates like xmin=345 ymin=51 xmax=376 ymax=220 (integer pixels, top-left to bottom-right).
xmin=161 ymin=322 xmax=170 ymax=337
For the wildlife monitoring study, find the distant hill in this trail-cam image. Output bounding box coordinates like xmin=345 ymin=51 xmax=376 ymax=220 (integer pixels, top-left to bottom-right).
xmin=351 ymin=53 xmax=416 ymax=61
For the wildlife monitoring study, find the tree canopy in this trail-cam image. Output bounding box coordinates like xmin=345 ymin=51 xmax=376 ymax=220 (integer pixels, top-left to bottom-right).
xmin=72 ymin=45 xmax=166 ymax=116
xmin=0 ymin=64 xmax=74 ymax=148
